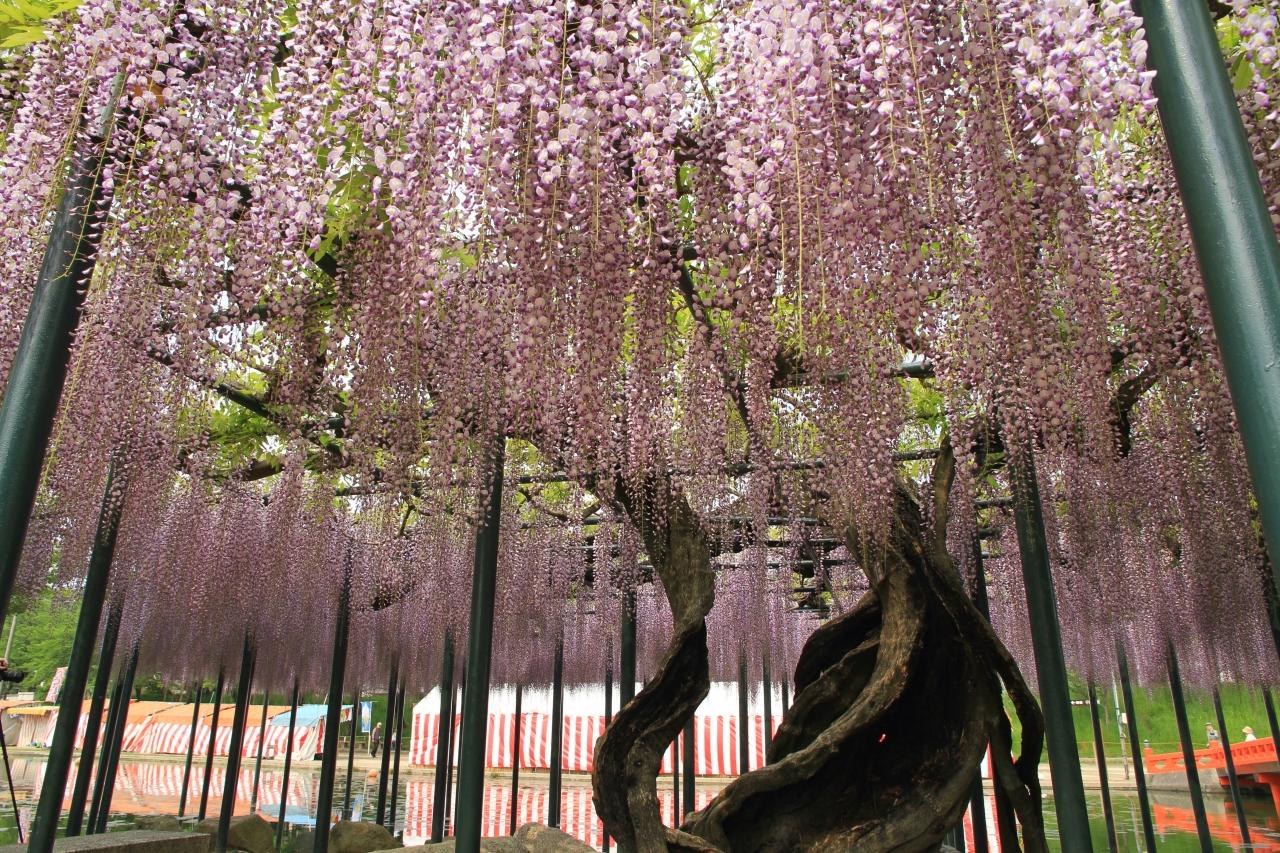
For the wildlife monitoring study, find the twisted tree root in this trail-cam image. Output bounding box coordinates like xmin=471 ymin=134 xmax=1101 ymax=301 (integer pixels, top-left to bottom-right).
xmin=681 ymin=537 xmax=1001 ymax=852
xmin=592 ymin=480 xmax=1046 ymax=853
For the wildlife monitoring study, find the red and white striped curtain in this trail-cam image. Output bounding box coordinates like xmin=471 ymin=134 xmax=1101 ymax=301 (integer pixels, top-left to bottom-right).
xmin=65 ymin=712 xmax=320 ymax=760
xmin=409 ymin=712 xmax=783 ymax=775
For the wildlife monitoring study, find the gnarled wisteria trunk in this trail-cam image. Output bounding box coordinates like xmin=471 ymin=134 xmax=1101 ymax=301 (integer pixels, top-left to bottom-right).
xmin=593 ymin=483 xmax=1046 ymax=853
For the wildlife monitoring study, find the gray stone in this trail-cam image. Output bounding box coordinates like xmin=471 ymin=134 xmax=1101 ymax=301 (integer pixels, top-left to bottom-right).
xmin=131 ymin=815 xmax=183 ymax=833
xmin=193 ymin=814 xmax=273 ymax=853
xmin=513 ymin=824 xmax=596 ymax=853
xmin=331 ymin=821 xmax=401 ymax=853
xmin=387 ymin=838 xmax=519 ymax=853
xmin=0 ymin=830 xmax=209 ymax=853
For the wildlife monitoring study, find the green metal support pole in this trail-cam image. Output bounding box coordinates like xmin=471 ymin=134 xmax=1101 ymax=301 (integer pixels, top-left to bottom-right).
xmin=1010 ymin=451 xmax=1091 ymax=852
xmin=376 ymin=656 xmax=398 ymax=827
xmin=198 ymin=667 xmax=226 ymax=821
xmin=761 ymin=654 xmax=772 ymax=758
xmin=0 ymin=718 xmax=20 ymax=843
xmin=314 ymin=552 xmax=352 ymax=853
xmin=620 ymin=590 xmax=636 ymax=707
xmin=965 ymin=538 xmax=994 ymax=853
xmin=682 ymin=715 xmax=695 ymax=818
xmin=178 ymin=681 xmax=202 ymax=818
xmin=1212 ymin=685 xmax=1251 ymax=845
xmin=1166 ymin=644 xmax=1212 ymax=851
xmin=454 ymin=438 xmax=505 ymax=853
xmin=29 ymin=470 xmax=122 ymax=853
xmin=344 ymin=689 xmax=360 ymax=819
xmin=1264 ymin=688 xmax=1280 ymax=746
xmin=217 ymin=635 xmax=257 ymax=853
xmin=509 ymin=683 xmax=523 ymax=837
xmin=86 ymin=671 xmax=125 ymax=833
xmin=0 ymin=126 xmax=115 ymax=626
xmin=737 ymin=656 xmax=749 ymax=774
xmin=66 ymin=590 xmax=123 ymax=836
xmin=447 ymin=671 xmax=463 ymax=829
xmin=672 ymin=735 xmax=680 ymax=822
xmin=251 ymin=690 xmax=269 ymax=812
xmin=780 ymin=680 xmax=788 ymax=716
xmin=430 ymin=635 xmax=455 ymax=843
xmin=1087 ymin=682 xmax=1118 ymax=853
xmin=1116 ymin=643 xmax=1157 ymax=852
xmin=388 ymin=683 xmax=405 ymax=834
xmin=601 ymin=670 xmax=610 ymax=851
xmin=275 ymin=679 xmax=299 ymax=852
xmin=93 ymin=641 xmax=138 ymax=833
xmin=1134 ymin=0 xmax=1280 ymax=591
xmin=548 ymin=636 xmax=564 ymax=829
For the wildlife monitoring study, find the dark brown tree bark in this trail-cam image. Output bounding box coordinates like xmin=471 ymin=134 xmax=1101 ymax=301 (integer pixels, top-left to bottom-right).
xmin=593 ymin=469 xmax=1047 ymax=853
xmin=592 ymin=486 xmax=720 ymax=853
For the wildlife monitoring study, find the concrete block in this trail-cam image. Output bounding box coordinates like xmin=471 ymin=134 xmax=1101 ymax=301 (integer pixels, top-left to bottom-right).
xmin=0 ymin=830 xmax=210 ymax=853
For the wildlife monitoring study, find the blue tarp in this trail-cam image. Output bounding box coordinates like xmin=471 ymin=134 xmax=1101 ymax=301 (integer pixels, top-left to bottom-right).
xmin=269 ymin=702 xmax=372 ymax=727
xmin=270 ymin=704 xmax=334 ymax=727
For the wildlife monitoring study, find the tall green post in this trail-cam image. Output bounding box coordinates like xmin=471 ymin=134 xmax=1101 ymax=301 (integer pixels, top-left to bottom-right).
xmin=509 ymin=682 xmax=524 ymax=837
xmin=453 ymin=438 xmax=505 ymax=853
xmin=1010 ymin=452 xmax=1091 ymax=852
xmin=1166 ymin=645 xmax=1212 ymax=849
xmin=620 ymin=590 xmax=636 ymax=706
xmin=1116 ymin=642 xmax=1158 ymax=852
xmin=376 ymin=656 xmax=398 ymax=826
xmin=1264 ymin=689 xmax=1280 ymax=745
xmin=87 ymin=672 xmax=126 ymax=832
xmin=197 ymin=667 xmax=226 ymax=821
xmin=1135 ymin=0 xmax=1280 ymax=592
xmin=0 ymin=125 xmax=115 ymax=625
xmin=1087 ymin=682 xmax=1118 ymax=853
xmin=1212 ymin=686 xmax=1251 ymax=845
xmin=217 ymin=635 xmax=257 ymax=853
xmin=388 ymin=682 xmax=405 ymax=833
xmin=430 ymin=635 xmax=455 ymax=843
xmin=966 ymin=537 xmax=997 ymax=853
xmin=682 ymin=715 xmax=695 ymax=818
xmin=343 ymin=689 xmax=361 ymax=818
xmin=29 ymin=470 xmax=122 ymax=853
xmin=91 ymin=641 xmax=138 ymax=833
xmin=602 ymin=667 xmax=611 ymax=852
xmin=66 ymin=587 xmax=123 ymax=835
xmin=177 ymin=681 xmax=202 ymax=818
xmin=761 ymin=654 xmax=773 ymax=757
xmin=314 ymin=553 xmax=352 ymax=853
xmin=737 ymin=656 xmax=750 ymax=774
xmin=275 ymin=679 xmax=300 ymax=852
xmin=548 ymin=636 xmax=564 ymax=829
xmin=250 ymin=690 xmax=269 ymax=812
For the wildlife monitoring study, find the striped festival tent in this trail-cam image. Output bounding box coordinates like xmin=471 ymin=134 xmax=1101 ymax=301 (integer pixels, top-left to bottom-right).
xmin=52 ymin=701 xmax=323 ymax=760
xmin=409 ymin=682 xmax=787 ymax=775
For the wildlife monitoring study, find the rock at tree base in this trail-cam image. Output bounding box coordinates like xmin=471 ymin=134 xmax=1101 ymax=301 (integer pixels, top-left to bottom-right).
xmin=331 ymin=821 xmax=402 ymax=853
xmin=130 ymin=815 xmax=183 ymax=833
xmin=386 ymin=840 xmax=519 ymax=853
xmin=193 ymin=814 xmax=273 ymax=853
xmin=374 ymin=824 xmax=593 ymax=853
xmin=513 ymin=824 xmax=596 ymax=853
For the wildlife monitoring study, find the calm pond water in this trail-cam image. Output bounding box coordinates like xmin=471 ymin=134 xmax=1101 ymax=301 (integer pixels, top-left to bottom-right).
xmin=0 ymin=755 xmax=1274 ymax=851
